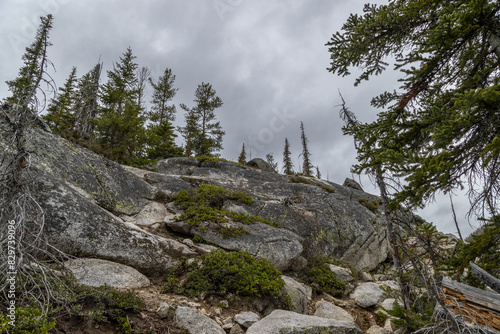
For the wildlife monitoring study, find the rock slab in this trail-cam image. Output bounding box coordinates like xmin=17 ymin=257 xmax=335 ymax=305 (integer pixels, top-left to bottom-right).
xmin=246 ymin=309 xmax=363 ymax=334
xmin=175 ymin=306 xmax=225 ymax=334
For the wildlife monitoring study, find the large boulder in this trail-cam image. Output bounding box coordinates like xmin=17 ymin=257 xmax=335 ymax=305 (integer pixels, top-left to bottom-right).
xmin=281 ymin=276 xmax=312 ymax=314
xmin=246 ymin=309 xmax=363 ymax=334
xmin=175 ymin=306 xmax=225 ymax=334
xmin=64 ymin=258 xmax=150 ymax=288
xmin=350 ymin=283 xmax=386 ymax=308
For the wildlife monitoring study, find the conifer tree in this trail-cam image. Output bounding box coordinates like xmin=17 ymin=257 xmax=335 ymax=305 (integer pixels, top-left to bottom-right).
xmin=315 ymin=166 xmax=321 ymax=179
xmin=179 ymin=82 xmax=225 ymax=157
xmin=146 ymin=68 xmax=182 ymax=159
xmin=238 ymin=143 xmax=247 ymax=164
xmin=300 ymin=122 xmax=312 ymax=176
xmin=95 ymin=47 xmax=145 ymax=164
xmin=43 ymin=66 xmax=78 ymax=139
xmin=266 ymin=153 xmax=278 ymax=172
xmin=283 ymin=137 xmax=294 ymax=175
xmin=74 ymin=62 xmax=102 ymax=141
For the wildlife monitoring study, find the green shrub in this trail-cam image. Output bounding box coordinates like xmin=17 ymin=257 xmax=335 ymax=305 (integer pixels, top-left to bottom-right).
xmin=358 ymin=197 xmax=381 ymax=212
xmin=386 ymin=300 xmax=434 ymax=332
xmin=0 ymin=307 xmax=56 ymax=334
xmin=171 ymin=184 xmax=280 ymax=238
xmin=163 ymin=250 xmax=293 ymax=310
xmin=304 ymin=257 xmax=347 ymax=297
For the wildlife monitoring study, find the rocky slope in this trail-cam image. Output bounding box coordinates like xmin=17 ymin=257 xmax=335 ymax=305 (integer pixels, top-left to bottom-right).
xmin=0 ymin=109 xmax=400 ymax=333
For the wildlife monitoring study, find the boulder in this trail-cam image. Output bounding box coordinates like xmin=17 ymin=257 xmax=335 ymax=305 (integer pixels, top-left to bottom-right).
xmin=281 ymin=276 xmax=312 ymax=314
xmin=135 ymin=201 xmax=167 ymax=227
xmin=156 ymin=302 xmax=170 ymax=319
xmin=246 ymin=309 xmax=363 ymax=334
xmin=234 ymin=311 xmax=260 ymax=328
xmin=328 ymin=264 xmax=354 ymax=282
xmin=367 ymin=325 xmax=392 ymax=334
xmin=343 ymin=178 xmax=364 ymax=191
xmin=64 ymin=258 xmax=150 ymax=288
xmin=246 ymin=158 xmax=277 ymax=172
xmin=350 ymin=282 xmax=385 ymax=308
xmin=314 ymin=301 xmax=354 ymax=322
xmin=175 ymin=306 xmax=225 ymax=334
xmin=36 ymin=170 xmax=196 ymax=275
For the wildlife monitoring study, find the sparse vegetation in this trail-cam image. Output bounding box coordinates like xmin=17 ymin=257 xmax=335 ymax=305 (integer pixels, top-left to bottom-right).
xmin=303 ymin=257 xmax=347 ymax=297
xmin=358 ymin=197 xmax=381 ymax=213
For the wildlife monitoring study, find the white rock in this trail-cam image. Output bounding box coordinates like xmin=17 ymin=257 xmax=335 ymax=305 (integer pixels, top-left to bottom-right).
xmin=135 ymin=202 xmax=167 ymax=227
xmin=350 ymin=282 xmax=385 ymax=308
xmin=156 ymin=302 xmax=170 ymax=319
xmin=234 ymin=311 xmax=260 ymax=328
xmin=176 ymin=306 xmax=225 ymax=334
xmin=379 ymin=298 xmax=397 ymax=311
xmin=64 ymin=258 xmax=150 ymax=289
xmin=367 ymin=325 xmax=392 ymax=334
xmin=314 ymin=301 xmax=354 ymax=322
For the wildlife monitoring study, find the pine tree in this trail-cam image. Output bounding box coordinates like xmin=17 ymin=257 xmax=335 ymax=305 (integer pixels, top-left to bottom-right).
xmin=43 ymin=66 xmax=78 ymax=139
xmin=95 ymin=47 xmax=145 ymax=164
xmin=74 ymin=62 xmax=102 ymax=141
xmin=266 ymin=153 xmax=278 ymax=172
xmin=238 ymin=143 xmax=247 ymax=164
xmin=146 ymin=68 xmax=182 ymax=159
xmin=327 ymin=0 xmax=500 ymax=215
xmin=283 ymin=137 xmax=294 ymax=175
xmin=315 ymin=166 xmax=321 ymax=179
xmin=300 ymin=122 xmax=312 ymax=176
xmin=179 ymin=82 xmax=225 ymax=157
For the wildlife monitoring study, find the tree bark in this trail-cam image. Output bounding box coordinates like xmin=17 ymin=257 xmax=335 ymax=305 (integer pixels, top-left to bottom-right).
xmin=470 ymin=262 xmax=500 ymax=294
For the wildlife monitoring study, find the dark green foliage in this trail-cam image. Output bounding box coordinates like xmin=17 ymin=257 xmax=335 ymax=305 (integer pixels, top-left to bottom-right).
xmin=442 ymin=215 xmax=500 ymax=288
xmin=386 ymin=300 xmax=434 ymax=332
xmin=179 ymin=82 xmax=225 ymax=157
xmin=171 ymin=184 xmax=279 ymax=238
xmin=327 ymin=0 xmax=500 ymax=214
xmin=238 ymin=143 xmax=246 ymax=164
xmin=282 ymin=137 xmax=294 ymax=175
xmin=163 ymin=250 xmax=293 ymax=310
xmin=358 ymin=197 xmax=381 ymax=212
xmin=300 ymin=122 xmax=313 ymax=176
xmin=304 ymin=257 xmax=347 ymax=297
xmin=43 ymin=66 xmax=78 ymax=139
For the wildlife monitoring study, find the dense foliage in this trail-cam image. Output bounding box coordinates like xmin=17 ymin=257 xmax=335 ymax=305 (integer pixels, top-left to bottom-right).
xmin=327 ymin=0 xmax=500 ymax=216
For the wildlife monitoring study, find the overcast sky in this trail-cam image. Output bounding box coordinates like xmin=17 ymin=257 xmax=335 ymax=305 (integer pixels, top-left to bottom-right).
xmin=0 ymin=0 xmax=479 ymax=236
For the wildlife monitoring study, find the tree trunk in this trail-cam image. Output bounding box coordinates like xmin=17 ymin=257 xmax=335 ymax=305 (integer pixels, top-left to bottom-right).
xmin=470 ymin=262 xmax=500 ymax=294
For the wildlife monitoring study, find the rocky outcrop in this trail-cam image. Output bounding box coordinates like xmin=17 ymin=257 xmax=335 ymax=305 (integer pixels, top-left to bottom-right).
xmin=246 ymin=309 xmax=363 ymax=334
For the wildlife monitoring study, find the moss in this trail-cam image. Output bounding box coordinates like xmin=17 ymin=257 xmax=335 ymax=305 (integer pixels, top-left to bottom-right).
xmin=358 ymin=197 xmax=382 ymax=212
xmin=172 ymin=184 xmax=280 ymax=238
xmin=303 ymin=257 xmax=347 ymax=297
xmin=162 ymin=250 xmax=293 ymax=310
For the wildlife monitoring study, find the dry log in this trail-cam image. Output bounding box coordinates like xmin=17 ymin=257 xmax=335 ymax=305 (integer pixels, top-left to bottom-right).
xmin=441 ymin=277 xmax=500 ymax=331
xmin=470 ymin=262 xmax=500 ymax=294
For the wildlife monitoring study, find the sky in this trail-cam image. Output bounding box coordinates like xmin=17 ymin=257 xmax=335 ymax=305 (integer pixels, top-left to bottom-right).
xmin=0 ymin=0 xmax=480 ymax=237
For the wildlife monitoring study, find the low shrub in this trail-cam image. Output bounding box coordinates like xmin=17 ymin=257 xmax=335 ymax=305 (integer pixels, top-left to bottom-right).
xmin=162 ymin=250 xmax=293 ymax=310
xmin=304 ymin=257 xmax=347 ymax=297
xmin=358 ymin=197 xmax=381 ymax=212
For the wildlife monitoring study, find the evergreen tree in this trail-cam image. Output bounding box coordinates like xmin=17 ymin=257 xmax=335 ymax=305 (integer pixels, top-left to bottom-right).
xmin=238 ymin=143 xmax=247 ymax=164
xmin=315 ymin=166 xmax=321 ymax=179
xmin=146 ymin=67 xmax=182 ymax=159
xmin=95 ymin=47 xmax=145 ymax=164
xmin=283 ymin=137 xmax=294 ymax=175
xmin=179 ymin=82 xmax=225 ymax=157
xmin=300 ymin=122 xmax=312 ymax=176
xmin=137 ymin=66 xmax=151 ymax=109
xmin=327 ymin=0 xmax=500 ymax=215
xmin=43 ymin=66 xmax=78 ymax=139
xmin=74 ymin=62 xmax=102 ymax=141
xmin=266 ymin=153 xmax=278 ymax=172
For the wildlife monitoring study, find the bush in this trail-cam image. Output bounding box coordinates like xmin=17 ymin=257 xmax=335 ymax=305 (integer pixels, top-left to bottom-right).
xmin=358 ymin=197 xmax=381 ymax=212
xmin=0 ymin=307 xmax=56 ymax=334
xmin=304 ymin=257 xmax=347 ymax=297
xmin=171 ymin=184 xmax=280 ymax=237
xmin=162 ymin=250 xmax=293 ymax=310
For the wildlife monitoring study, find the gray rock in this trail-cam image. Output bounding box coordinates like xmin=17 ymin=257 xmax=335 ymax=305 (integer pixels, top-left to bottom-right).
xmin=328 ymin=264 xmax=354 ymax=282
xmin=367 ymin=325 xmax=392 ymax=334
xmin=246 ymin=158 xmax=277 ymax=172
xmin=246 ymin=310 xmax=363 ymax=334
xmin=135 ymin=201 xmax=167 ymax=226
xmin=175 ymin=306 xmax=225 ymax=334
xmin=37 ymin=170 xmax=196 ymax=275
xmin=64 ymin=258 xmax=150 ymax=289
xmin=234 ymin=311 xmax=261 ymax=328
xmin=282 ymin=276 xmax=312 ymax=314
xmin=379 ymin=298 xmax=397 ymax=311
xmin=350 ymin=282 xmax=385 ymax=308
xmin=343 ymin=178 xmax=364 ymax=191
xmin=229 ymin=324 xmax=245 ymax=334
xmin=314 ymin=301 xmax=354 ymax=322
xmin=157 ymin=302 xmax=170 ymax=319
